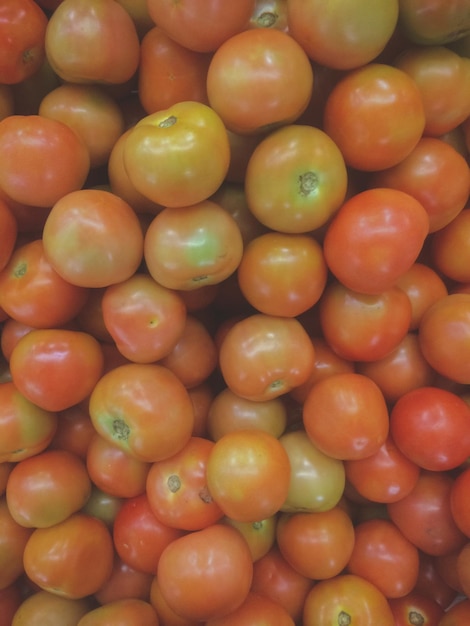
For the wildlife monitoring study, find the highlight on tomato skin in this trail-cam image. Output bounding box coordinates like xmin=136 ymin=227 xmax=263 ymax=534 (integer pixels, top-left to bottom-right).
xmin=1 ymin=2 xmax=470 ymax=623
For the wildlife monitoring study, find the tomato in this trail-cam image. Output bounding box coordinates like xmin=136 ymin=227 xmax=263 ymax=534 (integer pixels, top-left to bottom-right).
xmin=0 ymin=496 xmax=33 ymax=589
xmin=138 ymin=26 xmax=211 ymax=114
xmin=207 ymin=28 xmax=313 ymax=134
xmin=248 ymin=0 xmax=288 ymax=31
xmin=0 ymin=239 xmax=89 ymax=329
xmin=43 ymin=188 xmax=144 ymax=288
xmin=0 ymin=115 xmax=90 ymax=208
xmin=38 ymin=83 xmax=125 ymax=168
xmin=86 ymin=433 xmax=150 ymax=499
xmin=101 ymin=273 xmax=187 ymax=364
xmin=11 ymin=591 xmax=92 ymax=626
xmin=324 ymin=188 xmax=429 ymax=294
xmin=6 ymin=449 xmax=91 ymax=528
xmin=48 ymin=403 xmax=96 ymax=461
xmin=395 ymin=45 xmax=470 ymax=137
xmin=0 ymin=198 xmax=16 ymax=273
xmin=144 ymin=201 xmax=243 ymax=291
xmin=388 ymin=591 xmax=445 ymax=626
xmin=346 ymin=518 xmax=420 ymax=598
xmin=279 ymin=429 xmax=345 ymax=513
xmin=115 ymin=0 xmax=154 ymax=39
xmin=149 ymin=577 xmax=199 ymax=626
xmin=432 ymin=209 xmax=470 ymax=282
xmin=218 ymin=314 xmax=315 ymax=401
xmin=0 ymin=381 xmax=57 ymax=463
xmin=77 ymin=598 xmax=159 ymax=626
xmin=45 ymin=0 xmax=140 ymax=84
xmin=390 ymin=386 xmax=470 ymax=471
xmin=206 ymin=387 xmax=287 ymax=441
xmin=344 ymin=435 xmax=420 ymax=504
xmin=9 ymin=328 xmax=104 ymax=412
xmin=0 ymin=0 xmax=48 ymax=85
xmin=206 ymin=429 xmax=291 ymax=522
xmin=157 ymin=524 xmax=253 ymax=621
xmin=251 ymin=545 xmax=313 ymax=623
xmin=146 ymin=436 xmax=223 ymax=531
xmin=287 ymin=0 xmax=398 ymax=69
xmin=438 ymin=598 xmax=470 ymax=626
xmin=123 ymin=102 xmax=230 ymax=208
xmin=244 ymin=124 xmax=347 ymax=233
xmin=419 ymin=293 xmax=470 ymax=384
xmin=303 ymin=372 xmax=389 ymax=461
xmin=398 ymin=0 xmax=470 ymax=44
xmin=23 ymin=513 xmax=115 ymax=599
xmin=222 ymin=515 xmax=277 ymax=562
xmin=146 ymin=0 xmax=256 ymax=52
xmin=93 ymin=555 xmax=153 ymax=605
xmin=414 ymin=552 xmax=459 ymax=611
xmin=205 ymin=591 xmax=295 ymax=626
xmin=276 ymin=506 xmax=355 ymax=580
xmin=395 ymin=262 xmax=448 ymax=330
xmin=0 ymin=463 xmax=12 ymax=496
xmin=388 ymin=471 xmax=467 ymax=556
xmin=323 ymin=63 xmax=425 ymax=171
xmin=450 ymin=466 xmax=470 ymax=538
xmin=457 ymin=541 xmax=470 ymax=598
xmin=371 ymin=137 xmax=470 ymax=233
xmin=303 ymin=573 xmax=395 ymax=625
xmin=89 ymin=363 xmax=194 ymax=463
xmin=319 ymin=281 xmax=412 ymax=362
xmin=0 ymin=583 xmax=22 ymax=626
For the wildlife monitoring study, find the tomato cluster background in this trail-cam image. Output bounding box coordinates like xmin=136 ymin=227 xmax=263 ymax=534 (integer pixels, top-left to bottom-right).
xmin=0 ymin=1 xmax=470 ymax=625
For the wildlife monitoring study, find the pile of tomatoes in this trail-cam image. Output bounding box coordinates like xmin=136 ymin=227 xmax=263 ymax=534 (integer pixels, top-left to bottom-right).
xmin=1 ymin=0 xmax=470 ymax=624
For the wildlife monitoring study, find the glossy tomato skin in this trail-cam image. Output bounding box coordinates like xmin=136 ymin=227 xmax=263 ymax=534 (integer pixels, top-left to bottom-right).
xmin=124 ymin=102 xmax=230 ymax=207
xmin=204 ymin=591 xmax=296 ymax=626
xmin=388 ymin=591 xmax=445 ymax=626
xmin=157 ymin=523 xmax=253 ymax=622
xmin=323 ymin=63 xmax=426 ymax=171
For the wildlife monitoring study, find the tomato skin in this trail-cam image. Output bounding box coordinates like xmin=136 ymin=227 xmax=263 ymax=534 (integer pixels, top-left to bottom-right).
xmin=432 ymin=209 xmax=470 ymax=283
xmin=244 ymin=124 xmax=348 ymax=234
xmin=323 ymin=63 xmax=426 ymax=171
xmin=124 ymin=102 xmax=230 ymax=208
xmin=0 ymin=198 xmax=17 ymax=273
xmin=0 ymin=496 xmax=33 ymax=589
xmin=450 ymin=466 xmax=470 ymax=538
xmin=0 ymin=0 xmax=48 ymax=85
xmin=388 ymin=591 xmax=445 ymax=626
xmin=398 ymin=0 xmax=470 ymax=44
xmin=0 ymin=115 xmax=90 ymax=208
xmin=23 ymin=513 xmax=115 ymax=599
xmin=157 ymin=523 xmax=253 ymax=621
xmin=0 ymin=583 xmax=22 ymax=626
xmin=9 ymin=328 xmax=104 ymax=412
xmin=76 ymin=598 xmax=159 ymax=626
xmin=207 ymin=28 xmax=314 ymax=134
xmin=10 ymin=590 xmax=93 ymax=626
xmin=395 ymin=262 xmax=448 ymax=330
xmin=205 ymin=591 xmax=296 ymax=626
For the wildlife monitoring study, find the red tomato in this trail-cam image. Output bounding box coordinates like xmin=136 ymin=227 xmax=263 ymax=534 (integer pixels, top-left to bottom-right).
xmin=205 ymin=591 xmax=295 ymax=626
xmin=138 ymin=26 xmax=211 ymax=114
xmin=303 ymin=372 xmax=389 ymax=461
xmin=218 ymin=314 xmax=316 ymax=401
xmin=303 ymin=573 xmax=395 ymax=625
xmin=23 ymin=513 xmax=115 ymax=599
xmin=101 ymin=273 xmax=187 ymax=364
xmin=45 ymin=0 xmax=140 ymax=84
xmin=0 ymin=0 xmax=48 ymax=85
xmin=276 ymin=506 xmax=355 ymax=580
xmin=371 ymin=137 xmax=470 ymax=232
xmin=123 ymin=102 xmax=230 ymax=208
xmin=149 ymin=577 xmax=199 ymax=626
xmin=388 ymin=591 xmax=445 ymax=626
xmin=207 ymin=28 xmax=313 ymax=134
xmin=222 ymin=515 xmax=277 ymax=563
xmin=76 ymin=598 xmax=159 ymax=626
xmin=346 ymin=518 xmax=420 ymax=598
xmin=395 ymin=262 xmax=448 ymax=330
xmin=398 ymin=0 xmax=470 ymax=44
xmin=0 ymin=583 xmax=22 ymax=626
xmin=450 ymin=466 xmax=470 ymax=538
xmin=146 ymin=436 xmax=224 ymax=531
xmin=414 ymin=552 xmax=459 ymax=611
xmin=206 ymin=429 xmax=291 ymax=523
xmin=324 ymin=188 xmax=429 ymax=294
xmin=287 ymin=0 xmax=399 ymax=69
xmin=42 ymin=188 xmax=144 ymax=288
xmin=438 ymin=598 xmax=470 ymax=626
xmin=157 ymin=524 xmax=253 ymax=621
xmin=387 ymin=471 xmax=467 ymax=557
xmin=146 ymin=0 xmax=256 ymax=52
xmin=0 ymin=115 xmax=90 ymax=208
xmin=0 ymin=496 xmax=33 ymax=589
xmin=432 ymin=209 xmax=470 ymax=282
xmin=113 ymin=493 xmax=183 ymax=575
xmin=244 ymin=124 xmax=348 ymax=233
xmin=9 ymin=328 xmax=104 ymax=412
xmin=390 ymin=386 xmax=470 ymax=471
xmin=6 ymin=449 xmax=91 ymax=528
xmin=0 ymin=198 xmax=16 ymax=272
xmin=93 ymin=556 xmax=153 ymax=605
xmin=319 ymin=281 xmax=412 ymax=362
xmin=48 ymin=403 xmax=96 ymax=461
xmin=0 ymin=239 xmax=89 ymax=329
xmin=89 ymin=363 xmax=194 ymax=463
xmin=323 ymin=63 xmax=425 ymax=171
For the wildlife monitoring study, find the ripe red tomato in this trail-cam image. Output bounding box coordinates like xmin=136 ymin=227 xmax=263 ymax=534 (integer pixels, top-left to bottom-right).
xmin=244 ymin=124 xmax=347 ymax=233
xmin=324 ymin=187 xmax=429 ymax=294
xmin=303 ymin=372 xmax=389 ymax=461
xmin=207 ymin=28 xmax=314 ymax=134
xmin=395 ymin=262 xmax=448 ymax=330
xmin=76 ymin=598 xmax=159 ymax=626
xmin=388 ymin=591 xmax=445 ymax=626
xmin=323 ymin=63 xmax=425 ymax=171
xmin=450 ymin=466 xmax=470 ymax=538
xmin=432 ymin=209 xmax=470 ymax=282
xmin=206 ymin=429 xmax=291 ymax=522
xmin=157 ymin=523 xmax=253 ymax=621
xmin=93 ymin=556 xmax=153 ymax=605
xmin=0 ymin=115 xmax=90 ymax=207
xmin=0 ymin=198 xmax=16 ymax=273
xmin=205 ymin=591 xmax=296 ymax=626
xmin=0 ymin=496 xmax=33 ymax=589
